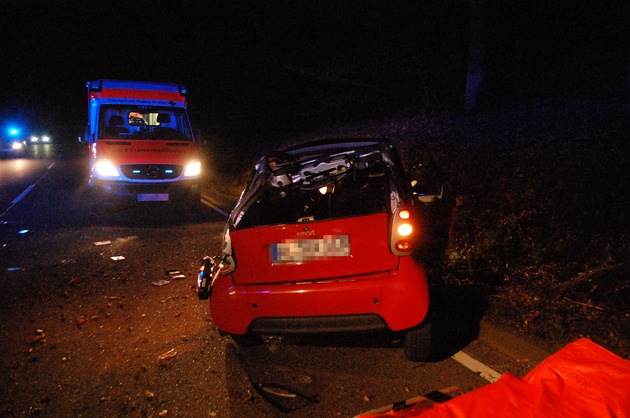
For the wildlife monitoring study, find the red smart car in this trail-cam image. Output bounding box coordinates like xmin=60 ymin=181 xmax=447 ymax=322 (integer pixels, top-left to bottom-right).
xmin=198 ymin=138 xmax=453 ymax=361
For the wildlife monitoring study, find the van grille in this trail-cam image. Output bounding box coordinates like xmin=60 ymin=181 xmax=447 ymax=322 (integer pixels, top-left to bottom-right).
xmin=121 ymin=164 xmax=183 ymax=179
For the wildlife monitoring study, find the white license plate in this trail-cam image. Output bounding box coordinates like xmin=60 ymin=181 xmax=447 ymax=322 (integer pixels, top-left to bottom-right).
xmin=137 ymin=193 xmax=169 ymax=202
xmin=270 ymin=235 xmax=350 ymax=264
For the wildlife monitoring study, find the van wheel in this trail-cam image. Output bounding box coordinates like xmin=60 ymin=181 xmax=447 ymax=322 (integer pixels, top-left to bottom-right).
xmin=230 ymin=333 xmax=263 ymax=348
xmin=403 ymin=321 xmax=432 ymax=362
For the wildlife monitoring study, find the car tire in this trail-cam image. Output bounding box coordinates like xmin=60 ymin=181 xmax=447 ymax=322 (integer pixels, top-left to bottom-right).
xmin=230 ymin=333 xmax=263 ymax=348
xmin=403 ymin=320 xmax=433 ymax=362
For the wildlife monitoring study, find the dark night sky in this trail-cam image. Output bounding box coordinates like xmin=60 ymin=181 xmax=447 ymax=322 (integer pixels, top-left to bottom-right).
xmin=1 ymin=1 xmax=628 ymax=140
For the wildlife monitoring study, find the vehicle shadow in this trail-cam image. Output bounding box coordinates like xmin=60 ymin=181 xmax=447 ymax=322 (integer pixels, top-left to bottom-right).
xmin=276 ymin=279 xmax=490 ymax=361
xmin=222 ymin=279 xmax=490 ymax=361
xmin=220 ymin=277 xmax=491 ymax=416
xmin=429 ymin=281 xmax=490 ymax=360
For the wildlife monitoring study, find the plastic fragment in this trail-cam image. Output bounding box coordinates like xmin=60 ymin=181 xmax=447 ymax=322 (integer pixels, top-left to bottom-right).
xmin=166 ymin=270 xmax=185 ymax=279
xmin=151 ymin=279 xmax=170 ymax=287
xmin=111 ymin=256 xmax=125 ymax=261
xmin=94 ymin=240 xmax=112 ymax=246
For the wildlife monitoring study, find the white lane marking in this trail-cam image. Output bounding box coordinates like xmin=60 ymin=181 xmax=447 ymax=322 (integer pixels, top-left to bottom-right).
xmin=452 ymin=351 xmax=502 ymax=383
xmin=0 ymin=162 xmax=56 ymax=219
xmin=12 ymin=184 xmax=35 ymax=204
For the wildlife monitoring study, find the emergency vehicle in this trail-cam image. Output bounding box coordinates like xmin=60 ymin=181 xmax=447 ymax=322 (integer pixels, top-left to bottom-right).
xmin=80 ymin=79 xmax=201 ymax=204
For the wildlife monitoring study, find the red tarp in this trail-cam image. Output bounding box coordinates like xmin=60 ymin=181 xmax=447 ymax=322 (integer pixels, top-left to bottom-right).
xmin=358 ymin=338 xmax=630 ymax=418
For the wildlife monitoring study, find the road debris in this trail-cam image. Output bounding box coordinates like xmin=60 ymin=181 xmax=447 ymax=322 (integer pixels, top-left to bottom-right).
xmin=66 ymin=277 xmax=81 ymax=286
xmin=158 ymin=348 xmax=177 ymax=365
xmin=30 ymin=329 xmax=46 ymax=344
xmin=151 ymin=279 xmax=170 ymax=287
xmin=252 ymin=381 xmax=319 ymax=413
xmin=166 ymin=270 xmax=185 ymax=280
xmin=110 ymin=256 xmax=125 ymax=261
xmin=261 ymin=385 xmax=298 ymax=399
xmin=94 ymin=240 xmax=112 ymax=246
xmin=355 ymin=386 xmax=463 ymax=417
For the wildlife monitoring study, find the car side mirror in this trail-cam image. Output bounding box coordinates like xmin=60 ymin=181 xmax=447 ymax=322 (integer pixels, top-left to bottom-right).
xmin=78 ymin=125 xmax=90 ymax=143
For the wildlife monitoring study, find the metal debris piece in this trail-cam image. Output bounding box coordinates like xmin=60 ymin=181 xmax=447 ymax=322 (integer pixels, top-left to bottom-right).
xmin=251 ymin=381 xmax=319 ymax=413
xmin=158 ymin=348 xmax=177 ymax=365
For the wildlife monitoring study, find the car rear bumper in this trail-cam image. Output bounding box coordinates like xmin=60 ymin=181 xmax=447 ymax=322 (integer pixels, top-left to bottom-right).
xmin=209 ymin=256 xmax=430 ymax=335
xmin=93 ymin=179 xmax=199 ymax=200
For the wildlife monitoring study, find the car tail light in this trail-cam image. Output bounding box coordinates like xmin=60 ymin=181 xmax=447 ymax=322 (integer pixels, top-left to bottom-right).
xmin=391 ymin=207 xmax=418 ymax=255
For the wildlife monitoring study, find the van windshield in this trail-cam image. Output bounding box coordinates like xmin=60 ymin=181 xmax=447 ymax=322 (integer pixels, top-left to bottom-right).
xmin=98 ymin=105 xmax=193 ymax=140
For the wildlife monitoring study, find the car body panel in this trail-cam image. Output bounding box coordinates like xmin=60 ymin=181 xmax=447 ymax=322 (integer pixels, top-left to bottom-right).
xmin=210 ymin=256 xmax=429 ymax=335
xmin=92 ymin=139 xmax=197 ymax=167
xmin=230 ymin=213 xmax=399 ymax=285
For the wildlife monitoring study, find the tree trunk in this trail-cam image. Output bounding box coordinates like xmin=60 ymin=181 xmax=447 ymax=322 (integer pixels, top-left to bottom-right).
xmin=464 ymin=0 xmax=486 ymax=113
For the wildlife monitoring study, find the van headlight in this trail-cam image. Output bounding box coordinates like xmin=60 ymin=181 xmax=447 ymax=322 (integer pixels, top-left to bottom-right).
xmin=95 ymin=159 xmax=119 ymax=177
xmin=184 ymin=160 xmax=201 ymax=177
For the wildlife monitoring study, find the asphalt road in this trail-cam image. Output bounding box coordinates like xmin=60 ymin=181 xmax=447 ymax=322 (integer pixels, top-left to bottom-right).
xmin=0 ymin=144 xmax=556 ymax=417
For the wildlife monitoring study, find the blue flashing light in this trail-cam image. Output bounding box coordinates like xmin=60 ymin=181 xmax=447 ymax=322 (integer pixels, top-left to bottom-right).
xmin=165 ymin=169 xmax=174 ymax=174
xmin=8 ymin=127 xmax=20 ymax=136
xmin=132 ymin=169 xmax=141 ymax=174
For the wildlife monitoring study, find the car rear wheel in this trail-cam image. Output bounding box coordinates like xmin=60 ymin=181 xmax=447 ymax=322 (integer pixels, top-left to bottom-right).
xmin=403 ymin=320 xmax=433 ymax=362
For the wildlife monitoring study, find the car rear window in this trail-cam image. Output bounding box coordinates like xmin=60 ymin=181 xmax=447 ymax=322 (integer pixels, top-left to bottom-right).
xmin=237 ymin=168 xmax=390 ymax=229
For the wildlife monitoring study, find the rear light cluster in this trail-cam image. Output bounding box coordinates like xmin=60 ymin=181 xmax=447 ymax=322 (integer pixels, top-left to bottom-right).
xmin=391 ymin=207 xmax=418 ymax=255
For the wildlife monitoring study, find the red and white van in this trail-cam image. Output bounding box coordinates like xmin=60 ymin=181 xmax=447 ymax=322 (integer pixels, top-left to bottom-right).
xmin=80 ymin=79 xmax=201 ymax=204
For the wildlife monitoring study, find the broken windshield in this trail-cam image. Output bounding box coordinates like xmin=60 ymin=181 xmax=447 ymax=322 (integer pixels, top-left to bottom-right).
xmin=234 ymin=162 xmax=391 ymax=229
